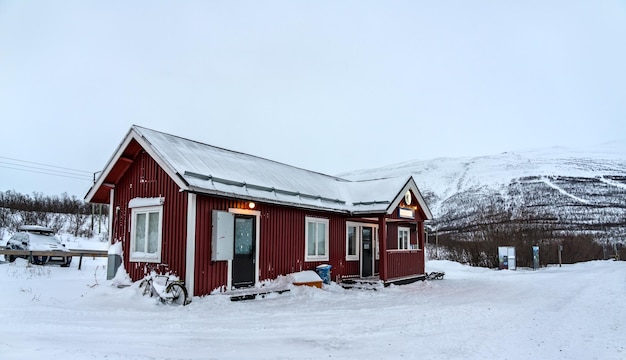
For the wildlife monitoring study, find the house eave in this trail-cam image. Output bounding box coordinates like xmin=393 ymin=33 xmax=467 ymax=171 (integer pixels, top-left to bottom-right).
xmin=85 ymin=126 xmax=191 ymax=204
xmin=385 ymin=177 xmax=433 ymax=220
xmin=184 ymin=186 xmax=351 ymax=215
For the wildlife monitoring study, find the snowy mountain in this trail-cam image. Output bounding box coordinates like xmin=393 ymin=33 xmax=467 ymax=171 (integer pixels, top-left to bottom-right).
xmin=340 ymin=141 xmax=626 ymax=244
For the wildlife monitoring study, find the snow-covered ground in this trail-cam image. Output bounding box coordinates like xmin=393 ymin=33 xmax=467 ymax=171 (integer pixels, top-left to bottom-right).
xmin=1 ymin=252 xmax=624 ymax=359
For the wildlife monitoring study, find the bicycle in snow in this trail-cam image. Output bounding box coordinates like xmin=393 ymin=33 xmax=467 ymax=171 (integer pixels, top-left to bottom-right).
xmin=139 ymin=272 xmax=190 ymax=306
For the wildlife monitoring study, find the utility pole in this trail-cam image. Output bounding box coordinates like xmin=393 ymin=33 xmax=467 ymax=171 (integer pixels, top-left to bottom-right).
xmin=91 ymin=170 xmax=102 ymax=235
xmin=435 ymin=228 xmax=439 ymax=259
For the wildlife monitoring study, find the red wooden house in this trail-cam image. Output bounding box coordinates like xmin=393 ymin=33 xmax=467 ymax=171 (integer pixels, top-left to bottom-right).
xmin=85 ymin=126 xmax=432 ymax=297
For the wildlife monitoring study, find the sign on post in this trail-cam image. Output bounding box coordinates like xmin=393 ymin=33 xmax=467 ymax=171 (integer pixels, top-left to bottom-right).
xmin=532 ymin=246 xmax=539 ymax=270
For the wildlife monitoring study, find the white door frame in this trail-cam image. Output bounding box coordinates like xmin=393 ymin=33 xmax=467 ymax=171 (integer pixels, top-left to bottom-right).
xmin=360 ymin=225 xmax=378 ymax=278
xmin=347 ymin=222 xmax=378 ymax=278
xmin=227 ymin=208 xmax=261 ymax=290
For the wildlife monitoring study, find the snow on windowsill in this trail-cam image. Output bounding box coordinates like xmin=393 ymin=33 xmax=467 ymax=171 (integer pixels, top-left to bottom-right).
xmin=128 ymin=197 xmax=165 ymax=208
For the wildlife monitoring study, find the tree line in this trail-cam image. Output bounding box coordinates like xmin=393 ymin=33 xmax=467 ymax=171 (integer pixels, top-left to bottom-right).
xmin=0 ymin=190 xmax=108 ymax=238
xmin=427 ymin=192 xmax=625 ymax=267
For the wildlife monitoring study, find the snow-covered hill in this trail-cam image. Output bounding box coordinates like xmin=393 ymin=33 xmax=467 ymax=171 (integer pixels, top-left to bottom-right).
xmin=341 ymin=141 xmax=626 ymax=243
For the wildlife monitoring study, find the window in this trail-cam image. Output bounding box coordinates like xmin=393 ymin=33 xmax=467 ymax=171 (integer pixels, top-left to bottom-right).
xmin=130 ymin=205 xmax=163 ymax=262
xmin=305 ymin=217 xmax=329 ymax=261
xmin=346 ymin=224 xmax=359 ymax=261
xmin=398 ymin=227 xmax=410 ymax=250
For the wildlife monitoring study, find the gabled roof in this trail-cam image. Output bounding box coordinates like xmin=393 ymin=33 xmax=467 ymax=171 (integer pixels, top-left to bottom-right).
xmin=85 ymin=125 xmax=432 ymax=219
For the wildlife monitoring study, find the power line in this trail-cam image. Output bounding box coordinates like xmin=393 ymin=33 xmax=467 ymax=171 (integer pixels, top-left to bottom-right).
xmin=0 ymin=165 xmax=93 ymax=181
xmin=0 ymin=156 xmax=93 ymax=174
xmin=0 ymin=161 xmax=93 ymax=179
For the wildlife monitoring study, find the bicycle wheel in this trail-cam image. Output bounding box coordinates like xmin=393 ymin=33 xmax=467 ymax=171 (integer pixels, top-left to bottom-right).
xmin=165 ymin=282 xmax=188 ymax=306
xmin=139 ymin=278 xmax=153 ymax=297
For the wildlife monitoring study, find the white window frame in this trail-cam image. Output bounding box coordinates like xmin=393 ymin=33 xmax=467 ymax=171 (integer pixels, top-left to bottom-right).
xmin=413 ymin=226 xmax=421 ymax=250
xmin=305 ymin=217 xmax=329 ymax=262
xmin=129 ymin=205 xmax=163 ymax=263
xmin=375 ymin=230 xmax=380 ymax=260
xmin=345 ymin=222 xmax=360 ymax=261
xmin=398 ymin=227 xmax=410 ymax=250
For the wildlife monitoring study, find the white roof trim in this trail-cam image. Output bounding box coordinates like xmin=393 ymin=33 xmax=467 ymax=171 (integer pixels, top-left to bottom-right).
xmin=85 ymin=128 xmax=135 ymax=202
xmin=131 ymin=128 xmax=190 ymax=191
xmin=87 ymin=126 xmax=434 ymax=219
xmin=85 ymin=127 xmax=190 ymax=203
xmin=186 ymin=185 xmax=351 ymax=214
xmin=386 ymin=177 xmax=433 ymax=219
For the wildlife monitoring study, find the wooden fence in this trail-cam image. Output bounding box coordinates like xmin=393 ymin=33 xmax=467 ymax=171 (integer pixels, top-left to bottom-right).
xmin=0 ymin=247 xmax=108 ymax=270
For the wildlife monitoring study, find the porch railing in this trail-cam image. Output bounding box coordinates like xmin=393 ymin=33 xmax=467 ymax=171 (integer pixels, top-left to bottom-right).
xmin=386 ymin=250 xmax=424 ymax=279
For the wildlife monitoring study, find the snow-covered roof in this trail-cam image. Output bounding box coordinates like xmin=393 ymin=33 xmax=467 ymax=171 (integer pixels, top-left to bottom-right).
xmin=18 ymin=225 xmax=54 ymax=234
xmin=86 ymin=125 xmax=432 ymax=218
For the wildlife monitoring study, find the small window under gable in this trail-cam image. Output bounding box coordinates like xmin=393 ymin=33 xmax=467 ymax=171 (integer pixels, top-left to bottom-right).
xmin=129 ymin=197 xmax=164 ymax=263
xmin=305 ymin=217 xmax=329 ymax=262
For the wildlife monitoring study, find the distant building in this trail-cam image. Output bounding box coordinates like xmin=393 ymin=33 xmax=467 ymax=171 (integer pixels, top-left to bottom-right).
xmin=85 ymin=126 xmax=432 ymax=296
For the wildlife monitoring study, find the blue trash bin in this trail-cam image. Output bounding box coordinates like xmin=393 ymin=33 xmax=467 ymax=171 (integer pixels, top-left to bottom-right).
xmin=316 ymin=264 xmax=332 ymax=284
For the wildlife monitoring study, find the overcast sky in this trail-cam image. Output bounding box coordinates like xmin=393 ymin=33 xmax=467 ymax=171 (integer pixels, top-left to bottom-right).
xmin=1 ymin=1 xmax=624 ymax=198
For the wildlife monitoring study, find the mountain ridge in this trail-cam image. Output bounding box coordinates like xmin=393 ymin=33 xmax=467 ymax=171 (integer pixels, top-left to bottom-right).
xmin=340 ymin=141 xmax=626 ymax=243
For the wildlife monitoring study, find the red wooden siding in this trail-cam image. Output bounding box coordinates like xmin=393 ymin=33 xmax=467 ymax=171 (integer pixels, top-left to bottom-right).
xmin=343 ymin=259 xmax=360 ymax=278
xmin=111 ymin=150 xmax=188 ymax=282
xmin=383 ymin=209 xmax=426 ymax=279
xmin=194 ymin=197 xmax=235 ymax=294
xmin=106 ymin=143 xmax=428 ymax=295
xmin=386 ymin=223 xmax=399 ymax=250
xmin=193 ymin=199 xmax=356 ymax=295
xmin=387 ymin=250 xmax=425 ymax=279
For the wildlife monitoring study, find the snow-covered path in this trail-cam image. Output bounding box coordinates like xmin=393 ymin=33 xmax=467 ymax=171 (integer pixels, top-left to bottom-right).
xmin=1 ymin=258 xmax=624 ymax=359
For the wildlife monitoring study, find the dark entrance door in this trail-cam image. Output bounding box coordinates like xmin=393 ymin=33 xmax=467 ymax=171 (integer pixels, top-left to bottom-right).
xmin=361 ymin=227 xmax=373 ymax=277
xmin=233 ymin=215 xmax=255 ymax=288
